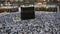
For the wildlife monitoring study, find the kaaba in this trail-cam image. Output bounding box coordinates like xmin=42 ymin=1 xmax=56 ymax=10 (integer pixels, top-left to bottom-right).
xmin=21 ymin=6 xmax=35 ymax=20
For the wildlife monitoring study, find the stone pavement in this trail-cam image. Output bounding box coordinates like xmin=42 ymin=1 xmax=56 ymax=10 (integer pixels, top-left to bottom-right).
xmin=0 ymin=11 xmax=60 ymax=34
